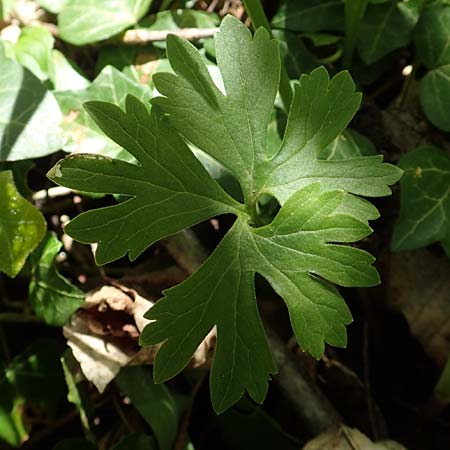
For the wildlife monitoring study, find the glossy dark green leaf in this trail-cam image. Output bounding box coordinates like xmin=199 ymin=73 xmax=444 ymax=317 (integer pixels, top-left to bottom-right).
xmin=419 ymin=65 xmax=450 ymax=132
xmin=0 ymin=170 xmax=46 ymax=278
xmin=271 ymin=0 xmax=345 ymax=32
xmin=415 ymin=1 xmax=450 ymax=69
xmin=61 ymin=350 xmax=94 ymax=435
xmin=29 ymin=233 xmax=84 ymax=326
xmin=392 ymin=147 xmax=450 ymax=256
xmin=1 ymin=340 xmax=66 ymax=446
xmin=357 ymin=1 xmax=417 ymax=64
xmin=116 ymin=366 xmax=181 ymax=450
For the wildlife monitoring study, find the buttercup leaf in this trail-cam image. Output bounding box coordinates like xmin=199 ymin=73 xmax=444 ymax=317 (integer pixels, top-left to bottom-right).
xmin=49 ymin=16 xmax=402 ymax=412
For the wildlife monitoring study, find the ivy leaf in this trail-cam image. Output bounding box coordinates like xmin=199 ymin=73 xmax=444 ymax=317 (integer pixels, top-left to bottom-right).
xmin=36 ymin=0 xmax=68 ymax=14
xmin=415 ymin=1 xmax=450 ymax=70
xmin=56 ymin=65 xmax=152 ymax=159
xmin=271 ymin=0 xmax=345 ymax=32
xmin=391 ymin=147 xmax=450 ymax=257
xmin=49 ymin=16 xmax=402 ymax=412
xmin=0 ymin=50 xmax=64 ymax=161
xmin=319 ymin=129 xmax=377 ymax=160
xmin=28 ymin=232 xmax=84 ymax=326
xmin=13 ymin=26 xmax=54 ymax=81
xmin=419 ymin=65 xmax=450 ymax=132
xmin=58 ymin=0 xmax=153 ymax=45
xmin=356 ymin=1 xmax=417 ymax=64
xmin=0 ymin=171 xmax=46 ymax=278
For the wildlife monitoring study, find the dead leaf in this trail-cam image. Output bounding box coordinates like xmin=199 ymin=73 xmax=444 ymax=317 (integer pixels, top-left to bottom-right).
xmin=64 ymin=272 xmax=217 ymax=392
xmin=302 ymin=426 xmax=408 ymax=450
xmin=386 ymin=250 xmax=450 ymax=366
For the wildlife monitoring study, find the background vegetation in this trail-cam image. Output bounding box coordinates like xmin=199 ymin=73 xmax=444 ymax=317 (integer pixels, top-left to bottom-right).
xmin=0 ymin=0 xmax=449 ymax=449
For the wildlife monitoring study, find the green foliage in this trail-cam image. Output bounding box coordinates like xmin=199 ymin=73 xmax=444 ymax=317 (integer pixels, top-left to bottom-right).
xmin=356 ymin=1 xmax=417 ymax=64
xmin=0 ymin=340 xmax=65 ymax=447
xmin=0 ymin=0 xmax=14 ymax=19
xmin=0 ymin=171 xmax=46 ymax=278
xmin=0 ymin=49 xmax=63 ymax=161
xmin=419 ymin=65 xmax=450 ymax=132
xmin=271 ymin=0 xmax=345 ymax=32
xmin=391 ymin=147 xmax=450 ymax=256
xmin=415 ymin=1 xmax=450 ymax=70
xmin=13 ymin=26 xmax=54 ymax=81
xmin=49 ymin=16 xmax=401 ymax=412
xmin=343 ymin=0 xmax=369 ymax=66
xmin=116 ymin=366 xmax=183 ymax=450
xmin=319 ymin=129 xmax=377 ymax=160
xmin=56 ymin=65 xmax=152 ymax=159
xmin=60 ymin=350 xmax=94 ymax=435
xmin=415 ymin=2 xmax=450 ymax=131
xmin=58 ymin=0 xmax=153 ymax=45
xmin=28 ymin=233 xmax=84 ymax=326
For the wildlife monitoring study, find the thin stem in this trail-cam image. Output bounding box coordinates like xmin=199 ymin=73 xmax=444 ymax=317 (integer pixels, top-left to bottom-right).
xmin=242 ymin=0 xmax=293 ymax=112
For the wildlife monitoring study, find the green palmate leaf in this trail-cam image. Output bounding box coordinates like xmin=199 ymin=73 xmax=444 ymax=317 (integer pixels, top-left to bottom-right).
xmin=116 ymin=366 xmax=182 ymax=450
xmin=391 ymin=147 xmax=450 ymax=256
xmin=415 ymin=1 xmax=450 ymax=69
xmin=48 ymin=95 xmax=240 ymax=265
xmin=28 ymin=233 xmax=84 ymax=326
xmin=356 ymin=1 xmax=417 ymax=64
xmin=58 ymin=0 xmax=153 ymax=45
xmin=0 ymin=171 xmax=46 ymax=278
xmin=49 ymin=16 xmax=402 ymax=412
xmin=271 ymin=0 xmax=345 ymax=32
xmin=0 ymin=51 xmax=64 ymax=161
xmin=56 ymin=65 xmax=151 ymax=159
xmin=419 ymin=65 xmax=450 ymax=132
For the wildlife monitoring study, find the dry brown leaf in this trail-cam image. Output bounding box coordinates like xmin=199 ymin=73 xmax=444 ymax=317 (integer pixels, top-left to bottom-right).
xmin=302 ymin=426 xmax=408 ymax=450
xmin=386 ymin=250 xmax=450 ymax=366
xmin=64 ymin=277 xmax=217 ymax=392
